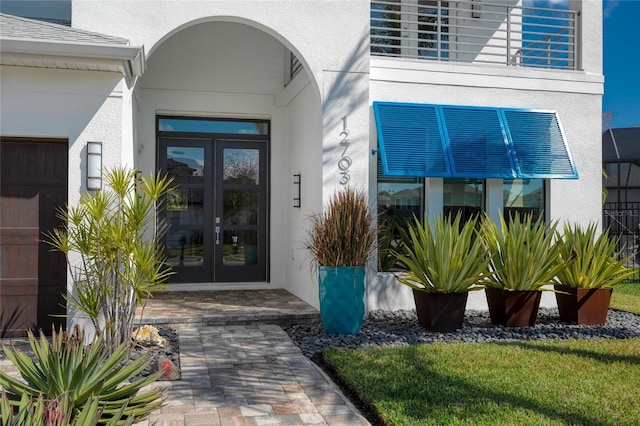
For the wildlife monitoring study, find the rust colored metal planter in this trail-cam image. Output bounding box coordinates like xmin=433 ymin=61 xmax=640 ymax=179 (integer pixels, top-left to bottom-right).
xmin=412 ymin=289 xmax=468 ymax=332
xmin=485 ymin=287 xmax=542 ymax=327
xmin=554 ymin=285 xmax=613 ymax=325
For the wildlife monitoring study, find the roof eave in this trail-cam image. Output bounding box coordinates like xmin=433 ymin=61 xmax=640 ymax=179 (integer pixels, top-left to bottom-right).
xmin=0 ymin=38 xmax=145 ymax=77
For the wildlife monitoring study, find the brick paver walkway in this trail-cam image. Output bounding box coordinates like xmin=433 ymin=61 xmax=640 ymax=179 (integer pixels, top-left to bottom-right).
xmin=2 ymin=290 xmax=370 ymax=425
xmin=140 ymin=323 xmax=368 ymax=425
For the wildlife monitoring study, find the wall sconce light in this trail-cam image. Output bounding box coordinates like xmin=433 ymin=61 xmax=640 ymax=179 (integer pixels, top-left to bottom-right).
xmin=87 ymin=141 xmax=102 ymax=191
xmin=293 ymin=174 xmax=301 ymax=208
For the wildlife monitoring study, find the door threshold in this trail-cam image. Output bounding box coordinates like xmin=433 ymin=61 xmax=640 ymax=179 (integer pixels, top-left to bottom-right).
xmin=165 ymin=282 xmax=274 ymax=292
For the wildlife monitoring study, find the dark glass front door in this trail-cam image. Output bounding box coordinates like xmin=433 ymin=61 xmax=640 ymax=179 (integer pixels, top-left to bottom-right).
xmin=159 ymin=137 xmax=268 ymax=283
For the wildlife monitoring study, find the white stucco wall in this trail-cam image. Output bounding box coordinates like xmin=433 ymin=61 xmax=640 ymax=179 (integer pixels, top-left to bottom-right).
xmin=0 ymin=65 xmax=127 ymax=329
xmin=71 ymin=0 xmax=371 ymax=309
xmin=0 ymin=66 xmax=125 ymax=203
xmin=368 ymin=49 xmax=603 ymax=311
xmin=58 ymin=0 xmax=602 ymax=313
xmin=284 ymin=76 xmax=324 ymax=308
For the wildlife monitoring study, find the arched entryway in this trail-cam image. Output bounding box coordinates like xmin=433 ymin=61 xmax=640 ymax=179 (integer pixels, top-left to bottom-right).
xmin=137 ymin=19 xmax=322 ymax=288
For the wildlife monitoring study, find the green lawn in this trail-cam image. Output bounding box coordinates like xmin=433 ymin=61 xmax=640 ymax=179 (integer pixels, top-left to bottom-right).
xmin=611 ymin=283 xmax=640 ymax=314
xmin=321 ymin=338 xmax=640 ymax=426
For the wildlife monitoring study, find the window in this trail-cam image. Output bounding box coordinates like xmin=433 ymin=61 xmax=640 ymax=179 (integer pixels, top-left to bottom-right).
xmin=503 ymin=179 xmax=544 ymax=222
xmin=444 ymin=178 xmax=484 ymax=222
xmin=371 ymin=0 xmax=449 ymax=59
xmin=377 ymin=155 xmax=424 ymax=271
xmin=158 ymin=118 xmax=269 ymax=135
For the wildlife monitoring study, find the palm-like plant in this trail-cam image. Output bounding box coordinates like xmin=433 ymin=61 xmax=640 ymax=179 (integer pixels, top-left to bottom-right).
xmin=0 ymin=327 xmax=163 ymax=425
xmin=481 ymin=212 xmax=564 ymax=291
xmin=394 ymin=214 xmax=488 ymax=293
xmin=555 ymin=223 xmax=634 ymax=288
xmin=44 ymin=167 xmax=173 ymax=350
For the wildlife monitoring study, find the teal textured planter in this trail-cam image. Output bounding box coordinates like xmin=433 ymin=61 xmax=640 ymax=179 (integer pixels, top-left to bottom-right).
xmin=318 ymin=266 xmax=366 ymax=334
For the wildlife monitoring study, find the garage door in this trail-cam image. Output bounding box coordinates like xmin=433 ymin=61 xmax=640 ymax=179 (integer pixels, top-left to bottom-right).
xmin=0 ymin=138 xmax=67 ymax=337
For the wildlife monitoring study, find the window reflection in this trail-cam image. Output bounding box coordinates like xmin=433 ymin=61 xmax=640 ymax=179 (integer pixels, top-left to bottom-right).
xmin=504 ymin=179 xmax=544 ymax=222
xmin=223 ymin=149 xmax=260 ymax=185
xmin=159 ymin=118 xmax=268 ymax=135
xmin=167 ymin=189 xmax=204 ymax=225
xmin=377 ymin=171 xmax=424 ymax=271
xmin=166 ymin=230 xmax=204 ymax=267
xmin=167 ymin=147 xmax=204 ymax=183
xmin=222 ymin=230 xmax=258 ymax=266
xmin=443 ymin=178 xmax=484 ymax=222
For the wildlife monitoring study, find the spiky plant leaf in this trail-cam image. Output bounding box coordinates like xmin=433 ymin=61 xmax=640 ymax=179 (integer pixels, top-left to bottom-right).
xmin=482 ymin=212 xmax=564 ymax=291
xmin=555 ymin=223 xmax=635 ymax=288
xmin=0 ymin=328 xmax=163 ymax=425
xmin=393 ymin=214 xmax=489 ymax=293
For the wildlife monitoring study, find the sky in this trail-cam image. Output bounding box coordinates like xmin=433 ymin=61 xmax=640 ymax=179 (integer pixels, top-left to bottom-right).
xmin=602 ymin=0 xmax=640 ymax=129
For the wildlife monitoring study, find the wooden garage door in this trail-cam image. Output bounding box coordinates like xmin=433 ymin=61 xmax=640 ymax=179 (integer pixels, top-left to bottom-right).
xmin=0 ymin=138 xmax=67 ymax=337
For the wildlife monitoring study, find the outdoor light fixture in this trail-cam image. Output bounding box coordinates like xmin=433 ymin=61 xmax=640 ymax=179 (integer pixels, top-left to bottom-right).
xmin=293 ymin=173 xmax=301 ymax=208
xmin=87 ymin=141 xmax=103 ymax=190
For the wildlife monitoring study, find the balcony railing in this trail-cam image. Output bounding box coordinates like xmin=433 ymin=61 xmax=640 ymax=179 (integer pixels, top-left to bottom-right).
xmin=371 ymin=0 xmax=580 ymax=70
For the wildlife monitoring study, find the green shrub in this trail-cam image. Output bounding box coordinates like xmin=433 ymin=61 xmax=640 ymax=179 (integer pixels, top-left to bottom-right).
xmin=394 ymin=214 xmax=488 ymax=293
xmin=555 ymin=222 xmax=634 ymax=288
xmin=481 ymin=212 xmax=564 ymax=291
xmin=0 ymin=327 xmax=163 ymax=425
xmin=44 ymin=167 xmax=173 ymax=350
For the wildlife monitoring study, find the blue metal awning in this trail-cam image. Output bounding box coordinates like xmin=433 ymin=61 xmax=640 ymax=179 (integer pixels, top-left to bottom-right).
xmin=373 ymin=102 xmax=578 ymax=179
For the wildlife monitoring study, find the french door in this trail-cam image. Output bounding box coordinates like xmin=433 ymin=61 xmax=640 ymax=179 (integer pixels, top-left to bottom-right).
xmin=159 ymin=137 xmax=268 ymax=283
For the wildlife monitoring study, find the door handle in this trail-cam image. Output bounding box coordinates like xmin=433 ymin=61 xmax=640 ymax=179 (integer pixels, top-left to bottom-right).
xmin=215 ymin=217 xmax=221 ymax=245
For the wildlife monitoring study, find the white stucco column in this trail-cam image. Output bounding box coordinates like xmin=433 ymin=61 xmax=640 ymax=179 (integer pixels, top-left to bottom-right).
xmin=485 ymin=178 xmax=503 ymax=223
xmin=425 ymin=178 xmax=444 ymax=222
xmin=322 ymin=71 xmax=371 ymax=205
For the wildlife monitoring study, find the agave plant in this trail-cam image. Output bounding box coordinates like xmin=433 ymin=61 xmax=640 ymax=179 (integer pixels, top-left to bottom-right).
xmin=555 ymin=223 xmax=634 ymax=288
xmin=394 ymin=214 xmax=488 ymax=293
xmin=305 ymin=187 xmax=376 ymax=267
xmin=1 ymin=391 xmax=137 ymax=426
xmin=0 ymin=327 xmax=163 ymax=425
xmin=481 ymin=212 xmax=564 ymax=291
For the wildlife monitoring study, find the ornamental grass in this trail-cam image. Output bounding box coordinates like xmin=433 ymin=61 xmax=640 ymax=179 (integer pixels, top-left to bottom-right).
xmin=305 ymin=187 xmax=376 ymax=267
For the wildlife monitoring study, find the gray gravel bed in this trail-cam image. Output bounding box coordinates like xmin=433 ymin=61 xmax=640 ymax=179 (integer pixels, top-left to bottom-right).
xmin=284 ymin=308 xmax=640 ymax=358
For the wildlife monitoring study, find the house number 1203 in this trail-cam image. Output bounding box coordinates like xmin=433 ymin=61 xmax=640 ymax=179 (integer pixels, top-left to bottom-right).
xmin=339 ymin=115 xmax=352 ymax=185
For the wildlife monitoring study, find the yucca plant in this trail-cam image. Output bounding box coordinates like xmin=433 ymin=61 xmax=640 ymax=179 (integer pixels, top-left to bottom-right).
xmin=481 ymin=212 xmax=564 ymax=291
xmin=1 ymin=391 xmax=136 ymax=426
xmin=555 ymin=223 xmax=634 ymax=288
xmin=44 ymin=167 xmax=173 ymax=351
xmin=394 ymin=214 xmax=488 ymax=293
xmin=305 ymin=187 xmax=376 ymax=267
xmin=0 ymin=327 xmax=164 ymax=425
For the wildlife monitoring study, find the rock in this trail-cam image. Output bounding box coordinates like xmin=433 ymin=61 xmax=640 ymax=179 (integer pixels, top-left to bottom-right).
xmin=151 ymin=356 xmax=181 ymax=381
xmin=132 ymin=325 xmax=168 ymax=348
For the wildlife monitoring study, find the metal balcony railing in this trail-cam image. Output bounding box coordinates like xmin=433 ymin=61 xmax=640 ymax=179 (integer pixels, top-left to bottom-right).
xmin=371 ymin=0 xmax=580 ymax=70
